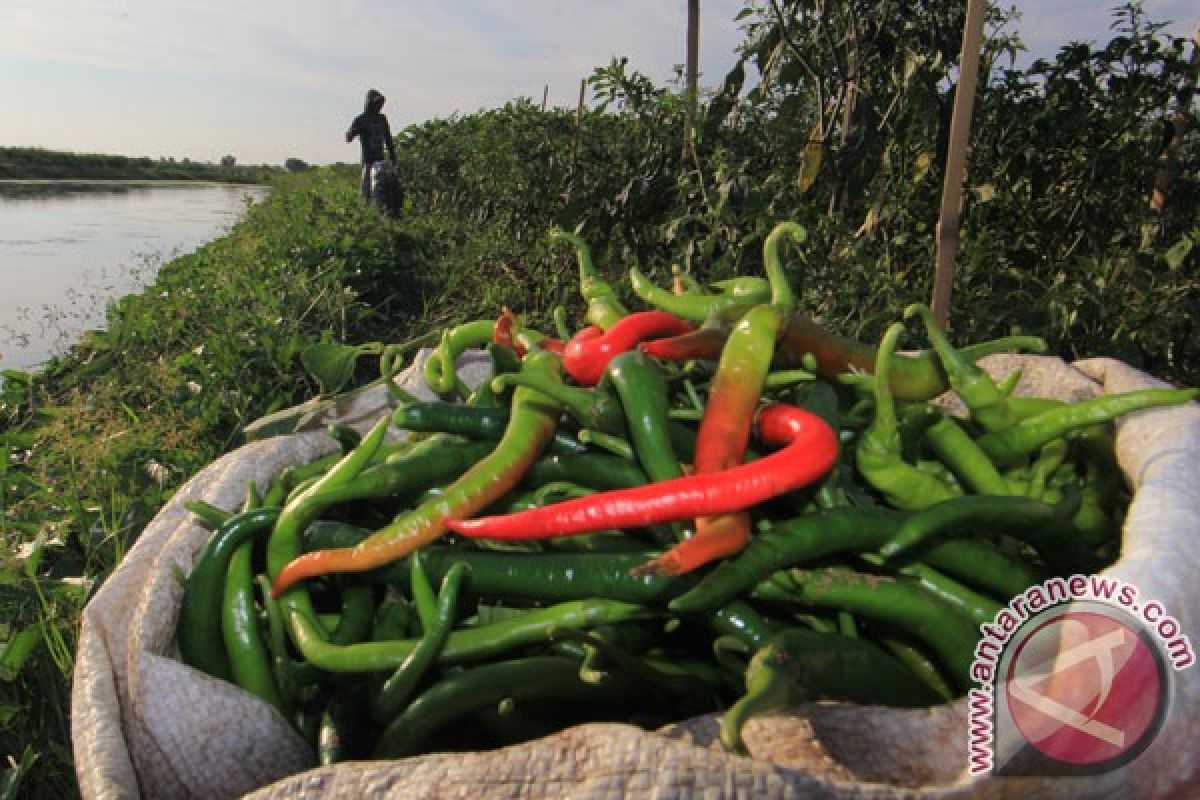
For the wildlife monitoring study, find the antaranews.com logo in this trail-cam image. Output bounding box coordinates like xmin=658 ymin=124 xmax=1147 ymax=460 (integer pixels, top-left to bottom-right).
xmin=967 ymin=574 xmax=1193 ymax=777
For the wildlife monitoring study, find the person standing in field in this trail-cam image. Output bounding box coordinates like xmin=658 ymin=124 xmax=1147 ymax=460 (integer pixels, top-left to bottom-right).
xmin=346 ymin=89 xmax=398 ymax=201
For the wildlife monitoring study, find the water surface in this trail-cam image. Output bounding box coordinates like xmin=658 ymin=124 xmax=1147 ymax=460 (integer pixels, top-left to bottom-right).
xmin=0 ymin=181 xmax=268 ymax=372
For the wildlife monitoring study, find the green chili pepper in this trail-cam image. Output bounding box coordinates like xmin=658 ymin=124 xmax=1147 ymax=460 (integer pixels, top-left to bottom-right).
xmin=373 ymin=656 xmax=649 ymax=758
xmin=180 ymin=506 xmax=282 ymax=680
xmin=878 ymin=492 xmax=1090 ymax=568
xmin=267 ymin=415 xmax=392 ymax=669
xmin=423 ymin=319 xmax=495 ymax=395
xmin=286 ymin=598 xmax=652 ymax=673
xmin=412 ymin=548 xmax=687 ymax=605
xmin=906 ymin=303 xmax=1019 ymax=433
xmin=755 ymin=567 xmax=978 ymax=690
xmin=720 ymin=628 xmax=942 ymax=753
xmin=392 ymin=402 xmax=586 ymax=455
xmin=761 ymin=221 xmax=806 ymax=310
xmin=605 ymin=350 xmax=683 ymax=484
xmin=922 ymin=416 xmax=1020 ymax=496
xmin=372 ymin=562 xmax=470 ymax=724
xmin=855 ymin=323 xmax=960 ymax=510
xmin=317 ymin=687 xmax=365 ymax=765
xmin=523 ymin=452 xmax=649 ymax=490
xmin=628 ymin=267 xmax=770 ymax=322
xmin=548 ymin=228 xmax=627 ymax=330
xmin=222 ymin=539 xmax=288 ymax=714
xmin=975 ymin=386 xmax=1199 ymax=467
xmin=328 ymin=584 xmax=375 ymax=645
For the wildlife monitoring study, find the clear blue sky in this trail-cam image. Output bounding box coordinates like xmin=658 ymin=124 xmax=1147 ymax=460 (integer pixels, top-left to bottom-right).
xmin=1 ymin=1 xmax=1195 ymax=166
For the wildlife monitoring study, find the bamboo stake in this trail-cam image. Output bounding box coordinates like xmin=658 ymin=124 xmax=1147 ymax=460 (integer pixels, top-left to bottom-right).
xmin=930 ymin=0 xmax=987 ymax=327
xmin=571 ymin=78 xmax=586 ymax=167
xmin=684 ymin=0 xmax=700 ymax=159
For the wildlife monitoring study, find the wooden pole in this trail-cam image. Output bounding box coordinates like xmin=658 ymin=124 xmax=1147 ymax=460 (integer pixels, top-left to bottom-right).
xmin=685 ymin=0 xmax=700 ymax=158
xmin=572 ymin=78 xmax=586 ymax=166
xmin=930 ymin=0 xmax=987 ymax=327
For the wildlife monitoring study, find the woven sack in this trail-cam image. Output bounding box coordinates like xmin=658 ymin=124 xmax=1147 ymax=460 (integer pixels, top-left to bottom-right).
xmin=71 ymin=353 xmax=1199 ymax=799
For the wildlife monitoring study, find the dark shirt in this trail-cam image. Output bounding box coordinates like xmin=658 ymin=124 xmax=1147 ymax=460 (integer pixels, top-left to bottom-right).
xmin=347 ymin=112 xmax=394 ymax=164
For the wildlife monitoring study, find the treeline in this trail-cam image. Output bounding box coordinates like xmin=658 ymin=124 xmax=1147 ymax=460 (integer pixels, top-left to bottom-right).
xmin=0 ymin=146 xmax=278 ymax=183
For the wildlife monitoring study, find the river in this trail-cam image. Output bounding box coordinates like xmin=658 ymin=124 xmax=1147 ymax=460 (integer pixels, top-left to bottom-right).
xmin=0 ymin=181 xmax=269 ymax=373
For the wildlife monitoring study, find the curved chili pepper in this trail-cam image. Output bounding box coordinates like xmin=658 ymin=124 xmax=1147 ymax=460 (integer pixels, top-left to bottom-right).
xmin=628 ymin=267 xmax=771 ymax=323
xmin=640 ymin=304 xmax=786 ymax=576
xmin=371 ymin=561 xmax=469 ymax=724
xmin=720 ymin=628 xmax=941 ymax=754
xmin=878 ymin=492 xmax=1088 ymax=564
xmin=266 ymin=414 xmax=392 ymax=678
xmin=271 ymin=351 xmax=564 ymax=595
xmin=761 ymin=221 xmax=806 ymax=309
xmin=975 ymin=386 xmax=1199 ymax=467
xmin=562 ymin=310 xmax=693 ymax=386
xmin=855 ymin=323 xmax=960 ymax=510
xmin=755 ymin=567 xmax=978 ymax=690
xmin=547 ymin=228 xmax=627 ymax=330
xmin=494 ymin=307 xmax=566 ymax=356
xmin=286 ymin=598 xmax=650 ymax=672
xmin=922 ymin=416 xmax=1020 ymax=496
xmin=905 ymin=304 xmax=1019 ymax=432
xmin=180 ymin=507 xmax=282 ymax=681
xmin=424 ymin=319 xmax=495 ymax=395
xmin=492 ymin=307 xmax=521 ymax=354
xmin=444 ymin=402 xmax=837 ymax=541
xmin=644 ymin=311 xmax=1048 ymax=402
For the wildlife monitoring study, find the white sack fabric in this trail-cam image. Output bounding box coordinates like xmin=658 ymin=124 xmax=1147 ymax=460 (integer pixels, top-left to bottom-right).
xmin=72 ymin=354 xmax=1199 ymax=799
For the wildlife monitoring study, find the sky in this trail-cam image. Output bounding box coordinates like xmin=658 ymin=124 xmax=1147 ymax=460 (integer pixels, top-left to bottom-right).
xmin=1 ymin=1 xmax=1196 ymax=167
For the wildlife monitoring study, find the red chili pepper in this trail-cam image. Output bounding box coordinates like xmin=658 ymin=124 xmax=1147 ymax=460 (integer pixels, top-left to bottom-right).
xmin=493 ymin=307 xmax=523 ymax=356
xmin=640 ymin=327 xmax=730 ymax=362
xmin=637 ymin=304 xmax=785 ymax=576
xmin=563 ymin=310 xmax=692 ymax=385
xmin=494 ymin=307 xmax=566 ymax=356
xmin=444 ymin=403 xmax=838 ymax=540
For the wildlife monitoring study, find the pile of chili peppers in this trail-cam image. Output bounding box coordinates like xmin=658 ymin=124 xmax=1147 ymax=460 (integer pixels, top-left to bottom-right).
xmin=176 ymin=222 xmax=1198 ymax=764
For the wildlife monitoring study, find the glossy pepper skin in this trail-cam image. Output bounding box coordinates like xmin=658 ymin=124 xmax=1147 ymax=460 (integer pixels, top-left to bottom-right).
xmin=424 ymin=319 xmax=494 ymax=395
xmin=644 ymin=310 xmax=1048 ymax=402
xmin=548 ymin=228 xmax=627 ymax=330
xmin=628 ymin=266 xmax=771 ymax=322
xmin=271 ymin=352 xmax=564 ymax=595
xmin=855 ymin=323 xmax=961 ymax=510
xmin=267 ymin=414 xmax=393 ymax=674
xmin=641 ymin=304 xmax=787 ymax=576
xmin=180 ymin=506 xmax=282 ymax=681
xmin=754 ymin=567 xmax=978 ymax=691
xmin=444 ymin=402 xmax=838 ymax=540
xmin=975 ymin=386 xmax=1199 ymax=467
xmin=603 ymin=350 xmax=683 ymax=485
xmin=562 ymin=310 xmax=693 ymax=386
